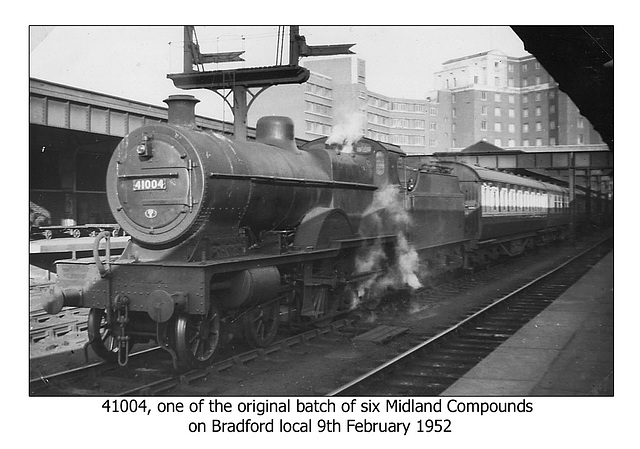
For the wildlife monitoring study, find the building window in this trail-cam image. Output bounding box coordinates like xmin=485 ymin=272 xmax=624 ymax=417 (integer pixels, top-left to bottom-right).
xmin=523 ymin=94 xmax=529 ymax=103
xmin=522 ymin=77 xmax=528 ymax=87
xmin=494 ymin=107 xmax=501 ymax=117
xmin=452 ymin=123 xmax=456 ymax=132
xmin=536 ymin=138 xmax=543 ymax=146
xmin=578 ymin=117 xmax=584 ymax=128
xmin=474 ymin=75 xmax=479 ymax=84
xmin=549 ymin=90 xmax=556 ymax=99
xmin=508 ymin=63 xmax=514 ymax=72
xmin=481 ymin=106 xmax=488 ymax=115
xmin=481 ymin=91 xmax=487 ymax=100
xmin=494 ymin=93 xmax=501 ymax=102
xmin=523 ymin=123 xmax=529 ymax=133
xmin=494 ymin=138 xmax=502 ymax=147
xmin=535 ymin=61 xmax=541 ymax=69
xmin=495 ymin=76 xmax=500 ymax=86
xmin=523 ymin=109 xmax=529 ymax=118
xmin=508 ymin=108 xmax=515 ymax=118
xmin=494 ymin=122 xmax=502 ymax=132
xmin=508 ymin=123 xmax=515 ymax=133
xmin=452 ymin=108 xmax=457 ymax=117
xmin=550 ymin=137 xmax=556 ymax=146
xmin=523 ymin=139 xmax=529 ymax=146
xmin=306 ymin=82 xmax=332 ymax=98
xmin=535 ymin=92 xmax=542 ymax=102
xmin=535 ymin=106 xmax=542 ymax=116
xmin=430 ymin=107 xmax=437 ymax=116
xmin=508 ymin=94 xmax=515 ymax=104
xmin=522 ymin=63 xmax=528 ymax=72
xmin=306 ymin=120 xmax=332 ymax=135
xmin=429 ymin=138 xmax=437 ymax=147
xmin=535 ymin=75 xmax=541 ymax=85
xmin=508 ymin=139 xmax=515 ymax=147
xmin=578 ymin=134 xmax=584 ymax=144
xmin=535 ymin=122 xmax=542 ymax=131
xmin=550 ymin=120 xmax=556 ymax=130
xmin=305 ymin=101 xmax=332 ymax=116
xmin=550 ymin=105 xmax=556 ymax=114
xmin=481 ymin=121 xmax=487 ymax=130
xmin=429 ymin=122 xmax=437 ymax=131
xmin=452 ymin=93 xmax=456 ymax=103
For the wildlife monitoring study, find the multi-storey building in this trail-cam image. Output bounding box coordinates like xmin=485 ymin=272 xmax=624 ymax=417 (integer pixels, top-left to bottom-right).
xmin=248 ymin=51 xmax=604 ymax=154
xmin=249 ymin=56 xmax=431 ymax=154
xmin=432 ymin=50 xmax=604 ymax=150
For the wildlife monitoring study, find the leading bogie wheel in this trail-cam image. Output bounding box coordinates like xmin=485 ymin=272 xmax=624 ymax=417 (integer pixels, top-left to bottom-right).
xmin=173 ymin=303 xmax=221 ymax=369
xmin=242 ymin=301 xmax=280 ymax=348
xmin=87 ymin=308 xmax=121 ymax=363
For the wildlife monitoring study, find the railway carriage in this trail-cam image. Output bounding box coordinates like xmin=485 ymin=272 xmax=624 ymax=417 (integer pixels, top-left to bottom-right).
xmin=439 ymin=161 xmax=578 ymax=261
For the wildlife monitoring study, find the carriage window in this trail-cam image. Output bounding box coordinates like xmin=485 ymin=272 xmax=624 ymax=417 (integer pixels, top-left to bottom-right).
xmin=517 ymin=190 xmax=523 ymax=211
xmin=508 ymin=188 xmax=515 ymax=211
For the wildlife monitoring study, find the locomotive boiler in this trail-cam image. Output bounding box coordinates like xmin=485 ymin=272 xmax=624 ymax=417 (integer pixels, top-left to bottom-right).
xmin=41 ymin=94 xmax=582 ymax=369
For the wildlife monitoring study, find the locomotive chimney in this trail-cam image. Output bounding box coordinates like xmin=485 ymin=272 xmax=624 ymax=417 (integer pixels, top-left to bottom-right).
xmin=256 ymin=116 xmax=298 ymax=151
xmin=164 ymin=95 xmax=200 ymax=128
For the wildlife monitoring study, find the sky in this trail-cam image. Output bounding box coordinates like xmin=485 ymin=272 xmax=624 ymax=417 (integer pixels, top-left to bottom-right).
xmin=29 ymin=25 xmax=529 ymax=120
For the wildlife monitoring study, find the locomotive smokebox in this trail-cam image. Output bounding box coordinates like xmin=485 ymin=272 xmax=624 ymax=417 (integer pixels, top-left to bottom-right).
xmin=256 ymin=116 xmax=298 ymax=152
xmin=164 ymin=94 xmax=200 ymax=127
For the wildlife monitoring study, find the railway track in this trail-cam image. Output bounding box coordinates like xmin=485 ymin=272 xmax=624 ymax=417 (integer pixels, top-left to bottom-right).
xmin=328 ymin=237 xmax=613 ymax=396
xmin=29 ymin=319 xmax=363 ymax=396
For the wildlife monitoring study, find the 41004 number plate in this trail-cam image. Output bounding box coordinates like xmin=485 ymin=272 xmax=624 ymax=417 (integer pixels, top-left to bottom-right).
xmin=133 ymin=179 xmax=166 ymax=191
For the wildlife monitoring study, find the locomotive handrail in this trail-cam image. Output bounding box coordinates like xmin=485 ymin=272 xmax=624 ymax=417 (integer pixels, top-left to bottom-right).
xmin=93 ymin=231 xmax=112 ymax=277
xmin=208 ymin=171 xmax=379 ymax=190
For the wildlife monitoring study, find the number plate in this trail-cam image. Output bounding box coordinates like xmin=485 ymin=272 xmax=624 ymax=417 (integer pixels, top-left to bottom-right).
xmin=133 ymin=179 xmax=167 ymax=191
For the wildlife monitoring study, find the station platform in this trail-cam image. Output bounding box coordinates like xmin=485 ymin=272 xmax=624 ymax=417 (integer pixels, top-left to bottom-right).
xmin=442 ymin=251 xmax=614 ymax=396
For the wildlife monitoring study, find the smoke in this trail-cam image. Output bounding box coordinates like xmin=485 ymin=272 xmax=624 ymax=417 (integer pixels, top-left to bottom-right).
xmin=351 ymin=184 xmax=423 ymax=309
xmin=326 ymin=111 xmax=365 ymax=154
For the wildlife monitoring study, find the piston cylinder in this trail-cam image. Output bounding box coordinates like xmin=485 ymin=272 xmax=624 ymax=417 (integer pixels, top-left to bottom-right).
xmin=218 ymin=267 xmax=281 ymax=308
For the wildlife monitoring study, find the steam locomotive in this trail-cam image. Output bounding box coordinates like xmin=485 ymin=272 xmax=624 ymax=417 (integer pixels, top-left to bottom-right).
xmin=41 ymin=95 xmax=581 ymax=369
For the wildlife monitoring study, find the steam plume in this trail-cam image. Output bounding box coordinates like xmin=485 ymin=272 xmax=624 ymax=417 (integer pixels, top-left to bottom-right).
xmin=352 ymin=184 xmax=423 ymax=308
xmin=326 ymin=111 xmax=365 ymax=153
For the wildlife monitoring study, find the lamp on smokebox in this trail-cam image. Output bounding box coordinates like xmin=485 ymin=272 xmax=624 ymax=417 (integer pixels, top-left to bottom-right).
xmin=136 ymin=133 xmax=153 ymax=158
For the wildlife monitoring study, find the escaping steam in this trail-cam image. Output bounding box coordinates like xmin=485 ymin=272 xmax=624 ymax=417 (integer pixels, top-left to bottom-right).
xmin=352 ymin=184 xmax=423 ymax=309
xmin=326 ymin=111 xmax=365 ymax=153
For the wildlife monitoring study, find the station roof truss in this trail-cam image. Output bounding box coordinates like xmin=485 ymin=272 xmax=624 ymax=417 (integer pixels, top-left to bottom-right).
xmin=428 ymin=147 xmax=612 ymax=175
xmin=29 ymin=78 xmax=249 ymax=139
